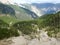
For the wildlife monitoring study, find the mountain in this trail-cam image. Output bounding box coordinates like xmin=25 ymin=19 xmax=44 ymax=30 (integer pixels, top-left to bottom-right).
xmin=0 ymin=3 xmax=15 ymax=16
xmin=32 ymin=3 xmax=60 ymax=14
xmin=21 ymin=4 xmax=43 ymax=16
xmin=0 ymin=3 xmax=38 ymax=21
xmin=21 ymin=3 xmax=60 ymax=15
xmin=10 ymin=4 xmax=38 ymax=20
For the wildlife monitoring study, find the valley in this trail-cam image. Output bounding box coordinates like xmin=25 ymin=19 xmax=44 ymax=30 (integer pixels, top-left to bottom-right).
xmin=0 ymin=2 xmax=60 ymax=45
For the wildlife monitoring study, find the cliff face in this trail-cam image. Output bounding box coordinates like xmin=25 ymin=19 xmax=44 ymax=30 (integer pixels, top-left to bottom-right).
xmin=31 ymin=6 xmax=42 ymax=16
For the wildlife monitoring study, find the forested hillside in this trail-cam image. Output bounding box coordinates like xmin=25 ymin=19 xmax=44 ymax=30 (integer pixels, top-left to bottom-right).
xmin=0 ymin=3 xmax=59 ymax=39
xmin=13 ymin=11 xmax=60 ymax=38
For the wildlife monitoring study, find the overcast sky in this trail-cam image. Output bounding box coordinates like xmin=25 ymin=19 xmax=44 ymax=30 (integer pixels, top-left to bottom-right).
xmin=0 ymin=0 xmax=60 ymax=4
xmin=13 ymin=0 xmax=60 ymax=4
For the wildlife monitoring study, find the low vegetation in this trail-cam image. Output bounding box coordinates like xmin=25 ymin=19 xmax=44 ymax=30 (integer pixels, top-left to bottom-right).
xmin=0 ymin=20 xmax=19 ymax=40
xmin=37 ymin=11 xmax=60 ymax=38
xmin=0 ymin=11 xmax=59 ymax=40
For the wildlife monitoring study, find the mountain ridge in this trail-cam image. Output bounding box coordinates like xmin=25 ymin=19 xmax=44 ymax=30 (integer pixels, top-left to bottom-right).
xmin=21 ymin=3 xmax=60 ymax=15
xmin=0 ymin=3 xmax=38 ymax=21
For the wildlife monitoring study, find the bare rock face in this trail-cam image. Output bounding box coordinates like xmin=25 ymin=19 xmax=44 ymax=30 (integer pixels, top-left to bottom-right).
xmin=0 ymin=36 xmax=60 ymax=45
xmin=10 ymin=36 xmax=28 ymax=45
xmin=31 ymin=6 xmax=42 ymax=16
xmin=0 ymin=38 xmax=13 ymax=45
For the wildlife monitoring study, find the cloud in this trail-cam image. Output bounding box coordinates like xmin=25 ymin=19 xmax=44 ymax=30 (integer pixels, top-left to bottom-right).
xmin=0 ymin=0 xmax=60 ymax=4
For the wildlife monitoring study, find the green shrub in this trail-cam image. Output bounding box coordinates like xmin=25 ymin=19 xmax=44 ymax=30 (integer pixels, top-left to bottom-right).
xmin=13 ymin=21 xmax=37 ymax=35
xmin=0 ymin=20 xmax=19 ymax=40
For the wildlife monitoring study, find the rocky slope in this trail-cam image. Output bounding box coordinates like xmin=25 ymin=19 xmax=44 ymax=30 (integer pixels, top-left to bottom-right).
xmin=0 ymin=28 xmax=60 ymax=45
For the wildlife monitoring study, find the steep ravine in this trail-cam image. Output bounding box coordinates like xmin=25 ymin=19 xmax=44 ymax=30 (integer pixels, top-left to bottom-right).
xmin=0 ymin=27 xmax=60 ymax=45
